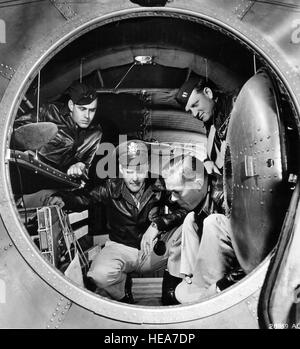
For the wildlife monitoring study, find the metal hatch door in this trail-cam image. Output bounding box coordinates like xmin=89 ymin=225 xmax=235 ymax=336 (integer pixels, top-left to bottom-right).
xmin=224 ymin=69 xmax=290 ymax=274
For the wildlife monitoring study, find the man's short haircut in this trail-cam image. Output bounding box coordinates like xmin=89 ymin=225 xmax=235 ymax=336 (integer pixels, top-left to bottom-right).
xmin=163 ymin=154 xmax=205 ymax=188
xmin=193 ymin=77 xmax=221 ymax=96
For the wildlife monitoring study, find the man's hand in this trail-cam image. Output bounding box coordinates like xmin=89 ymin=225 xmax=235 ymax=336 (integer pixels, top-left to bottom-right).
xmin=67 ymin=162 xmax=86 ymax=178
xmin=45 ymin=195 xmax=65 ymax=208
xmin=140 ymin=223 xmax=160 ymax=256
xmin=15 ymin=113 xmax=32 ymax=123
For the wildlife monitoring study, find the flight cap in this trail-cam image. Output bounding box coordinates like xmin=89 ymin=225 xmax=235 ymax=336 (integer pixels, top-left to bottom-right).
xmin=117 ymin=140 xmax=149 ymax=168
xmin=67 ymin=81 xmax=97 ymax=105
xmin=175 ymin=76 xmax=199 ymax=107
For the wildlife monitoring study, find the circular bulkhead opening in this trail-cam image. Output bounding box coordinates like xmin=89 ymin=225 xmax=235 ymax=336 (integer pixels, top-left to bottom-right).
xmin=2 ymin=7 xmax=300 ymax=324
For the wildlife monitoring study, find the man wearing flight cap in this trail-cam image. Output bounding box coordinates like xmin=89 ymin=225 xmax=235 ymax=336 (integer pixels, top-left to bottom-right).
xmin=173 ymin=78 xmax=244 ymax=303
xmin=14 ymin=81 xmax=102 ymax=208
xmin=47 ymin=139 xmax=187 ymax=303
xmin=176 ymin=75 xmax=237 ymax=178
xmin=14 ymin=80 xmax=101 ymax=178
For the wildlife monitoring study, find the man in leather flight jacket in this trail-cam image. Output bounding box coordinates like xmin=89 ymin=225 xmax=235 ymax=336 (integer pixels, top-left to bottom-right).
xmin=15 ymin=81 xmax=102 ymax=178
xmin=14 ymin=82 xmax=102 ymax=208
xmin=48 ymin=140 xmax=187 ymax=303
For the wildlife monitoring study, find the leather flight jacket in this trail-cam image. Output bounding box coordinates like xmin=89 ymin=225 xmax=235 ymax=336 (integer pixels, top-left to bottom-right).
xmin=20 ymin=102 xmax=102 ymax=172
xmin=58 ymin=177 xmax=187 ymax=249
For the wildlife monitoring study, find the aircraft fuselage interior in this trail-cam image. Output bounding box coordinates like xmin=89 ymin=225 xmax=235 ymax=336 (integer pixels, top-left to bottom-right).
xmin=2 ymin=2 xmax=300 ymax=329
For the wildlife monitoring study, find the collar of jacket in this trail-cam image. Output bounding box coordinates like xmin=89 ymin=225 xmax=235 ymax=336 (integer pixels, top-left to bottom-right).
xmin=203 ymin=93 xmax=236 ymax=140
xmin=111 ymin=176 xmax=164 ymax=209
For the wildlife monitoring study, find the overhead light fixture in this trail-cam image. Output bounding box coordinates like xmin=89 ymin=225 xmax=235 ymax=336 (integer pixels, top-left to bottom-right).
xmin=134 ymin=56 xmax=153 ymax=65
xmin=114 ymin=56 xmax=153 ymax=89
xmin=129 ymin=0 xmax=169 ymax=7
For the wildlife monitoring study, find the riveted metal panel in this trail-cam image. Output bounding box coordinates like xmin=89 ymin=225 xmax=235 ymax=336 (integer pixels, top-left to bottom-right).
xmin=0 ymin=216 xmax=71 ymax=328
xmin=0 ymin=63 xmax=16 ymax=81
xmin=225 ymin=69 xmax=289 ymax=273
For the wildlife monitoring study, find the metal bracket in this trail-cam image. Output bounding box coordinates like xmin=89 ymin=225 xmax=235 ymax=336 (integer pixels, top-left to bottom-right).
xmin=244 ymin=155 xmax=257 ymax=177
xmin=50 ymin=0 xmax=77 ymax=21
xmin=234 ymin=0 xmax=255 ymax=20
xmin=0 ymin=63 xmax=16 ymax=80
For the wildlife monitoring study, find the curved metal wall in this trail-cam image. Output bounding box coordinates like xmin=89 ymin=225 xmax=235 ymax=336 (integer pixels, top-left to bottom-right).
xmin=0 ymin=0 xmax=300 ymax=328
